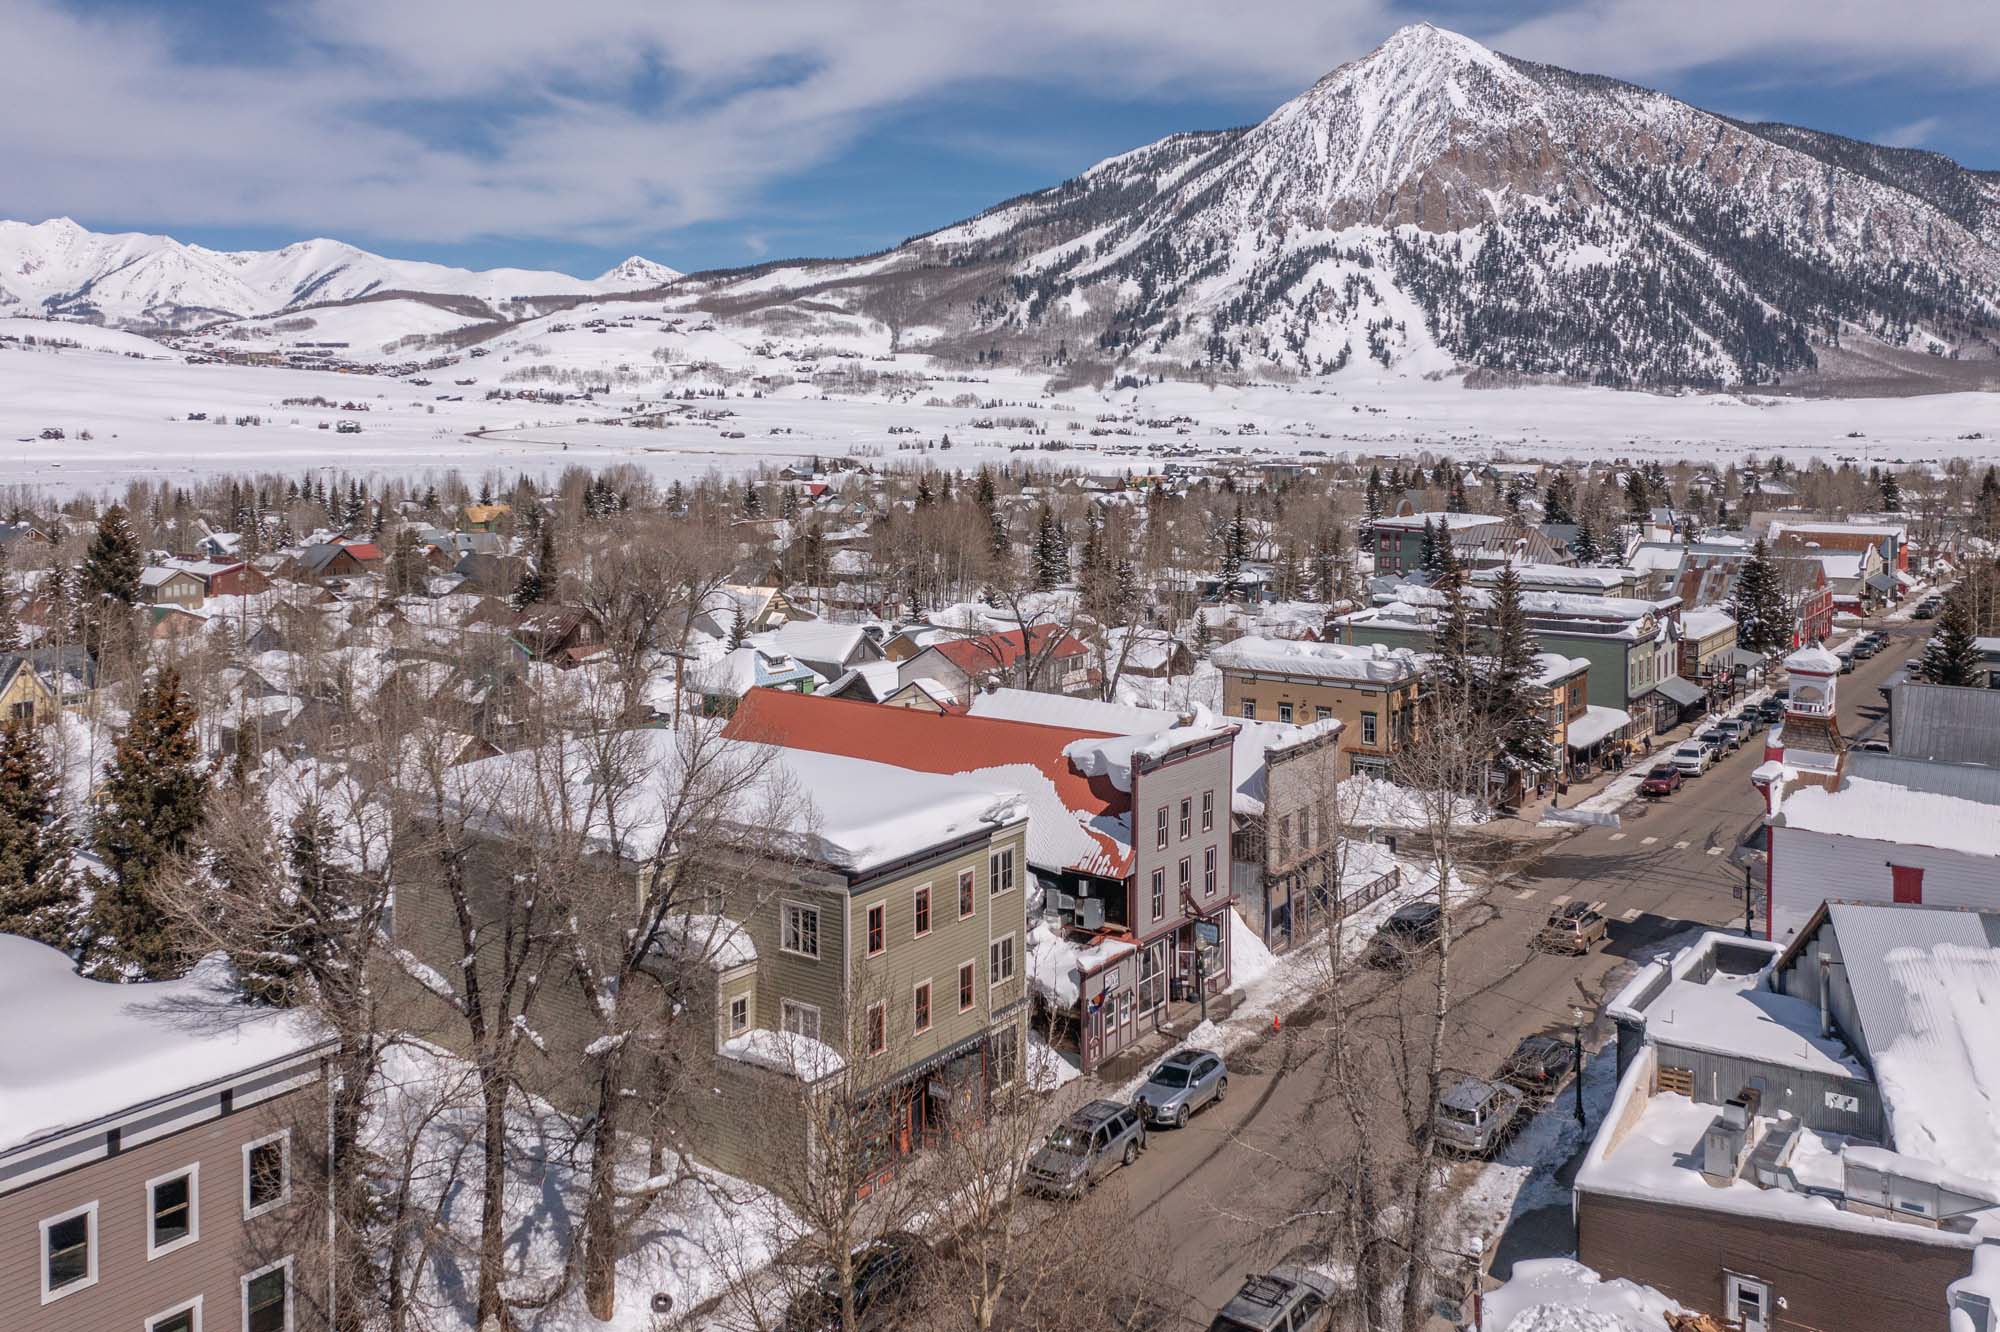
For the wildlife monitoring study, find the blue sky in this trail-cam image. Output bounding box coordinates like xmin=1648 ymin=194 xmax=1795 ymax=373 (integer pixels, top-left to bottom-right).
xmin=8 ymin=0 xmax=2000 ymax=278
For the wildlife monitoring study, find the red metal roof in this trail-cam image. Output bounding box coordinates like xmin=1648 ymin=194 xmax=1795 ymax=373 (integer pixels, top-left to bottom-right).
xmin=925 ymin=623 xmax=1087 ymax=674
xmin=342 ymin=543 xmax=384 ymax=561
xmin=724 ymin=688 xmax=1133 ymax=878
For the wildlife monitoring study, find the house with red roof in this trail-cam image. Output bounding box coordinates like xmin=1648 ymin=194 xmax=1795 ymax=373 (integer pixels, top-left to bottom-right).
xmin=895 ymin=623 xmax=1094 ymax=708
xmin=725 ymin=688 xmax=1237 ymax=1073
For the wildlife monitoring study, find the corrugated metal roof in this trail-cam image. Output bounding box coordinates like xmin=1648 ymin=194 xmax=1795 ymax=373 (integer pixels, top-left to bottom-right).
xmin=1851 ymin=749 xmax=2000 ymax=803
xmin=1889 ymin=683 xmax=2000 ymax=766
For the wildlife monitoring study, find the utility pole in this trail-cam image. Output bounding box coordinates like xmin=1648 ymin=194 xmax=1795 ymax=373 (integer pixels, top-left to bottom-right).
xmin=1743 ymin=862 xmax=1757 ymax=938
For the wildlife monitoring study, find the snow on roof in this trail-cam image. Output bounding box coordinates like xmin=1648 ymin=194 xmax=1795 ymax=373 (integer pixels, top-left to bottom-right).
xmin=1680 ymin=609 xmax=1736 ymax=640
xmin=1374 ymin=510 xmax=1502 ymax=530
xmin=1062 ymin=722 xmax=1236 ymax=794
xmin=691 ymin=646 xmax=821 ymax=695
xmin=1528 ymin=652 xmax=1590 ymax=688
xmin=744 ymin=619 xmax=870 ymax=662
xmin=719 ymin=1028 xmax=844 ymax=1081
xmin=1027 ymin=920 xmax=1136 ymax=1009
xmin=1645 ymin=975 xmax=1861 ymax=1078
xmin=0 ymin=939 xmax=328 ymax=1155
xmin=1784 ymin=645 xmax=1842 ymax=675
xmin=1210 ymin=635 xmax=1422 ymax=683
xmin=1482 ymin=1258 xmax=1683 ymax=1332
xmin=1777 ymin=775 xmax=2000 ymax=860
xmin=1565 ymin=706 xmax=1630 ymax=752
xmin=450 ymin=728 xmax=1026 ymax=875
xmin=658 ymin=913 xmax=758 ymax=971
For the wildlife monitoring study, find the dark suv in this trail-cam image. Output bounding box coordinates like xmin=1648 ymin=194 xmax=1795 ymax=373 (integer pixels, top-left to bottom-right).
xmin=783 ymin=1232 xmax=929 ymax=1331
xmin=1364 ymin=901 xmax=1445 ymax=968
xmin=1207 ymin=1266 xmax=1337 ymax=1332
xmin=1501 ymin=1032 xmax=1578 ymax=1101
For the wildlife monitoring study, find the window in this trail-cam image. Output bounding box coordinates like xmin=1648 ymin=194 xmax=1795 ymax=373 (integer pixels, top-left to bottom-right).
xmin=1204 ymin=846 xmax=1217 ymax=897
xmin=1239 ymin=698 xmax=1255 ymax=719
xmin=988 ymin=847 xmax=1016 ymax=896
xmin=40 ymin=1201 xmax=96 ymax=1303
xmin=866 ymin=902 xmax=886 ymax=956
xmin=1298 ymin=806 xmax=1312 ymax=849
xmin=781 ymin=1000 xmax=821 ymax=1042
xmin=866 ymin=1002 xmax=887 ymax=1055
xmin=1177 ymin=857 xmax=1191 ymax=901
xmin=728 ymin=995 xmax=749 ymax=1036
xmin=1155 ymin=805 xmax=1169 ymax=850
xmin=958 ymin=869 xmax=975 ymax=918
xmin=1278 ymin=701 xmax=1293 ymax=723
xmin=782 ymin=902 xmax=820 ymax=959
xmin=1150 ymin=868 xmax=1165 ymax=920
xmin=914 ymin=981 xmax=932 ymax=1034
xmin=959 ymin=961 xmax=976 ymax=1012
xmin=243 ymin=1258 xmax=292 ymax=1332
xmin=1201 ymin=790 xmax=1214 ymax=833
xmin=9 ymin=700 xmax=32 ymax=722
xmin=1179 ymin=798 xmax=1192 ymax=840
xmin=1361 ymin=711 xmax=1378 ymax=745
xmin=1315 ymin=706 xmax=1332 ymax=721
xmin=913 ymin=885 xmax=931 ymax=937
xmin=989 ymin=934 xmax=1016 ymax=985
xmin=147 ymin=1163 xmax=200 ymax=1259
xmin=147 ymin=1297 xmax=203 ymax=1332
xmin=1891 ymin=865 xmax=1924 ymax=905
xmin=989 ymin=1024 xmax=1019 ymax=1088
xmin=244 ymin=1132 xmax=289 ymax=1218
xmin=1278 ymin=814 xmax=1292 ymax=859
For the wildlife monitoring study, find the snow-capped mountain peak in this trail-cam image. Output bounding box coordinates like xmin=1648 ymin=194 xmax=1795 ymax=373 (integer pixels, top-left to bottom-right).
xmin=0 ymin=218 xmax=678 ymax=328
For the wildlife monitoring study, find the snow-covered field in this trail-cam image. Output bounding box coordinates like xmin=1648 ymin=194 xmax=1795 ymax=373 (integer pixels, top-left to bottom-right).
xmin=7 ymin=305 xmax=2000 ymax=496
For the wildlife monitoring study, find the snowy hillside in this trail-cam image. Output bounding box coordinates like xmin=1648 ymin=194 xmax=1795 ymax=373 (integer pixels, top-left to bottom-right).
xmin=0 ymin=218 xmax=679 ymax=329
xmin=685 ymin=23 xmax=2000 ymax=393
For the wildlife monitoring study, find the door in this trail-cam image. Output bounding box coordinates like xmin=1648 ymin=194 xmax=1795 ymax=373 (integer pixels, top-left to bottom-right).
xmin=1725 ymin=1273 xmax=1772 ymax=1332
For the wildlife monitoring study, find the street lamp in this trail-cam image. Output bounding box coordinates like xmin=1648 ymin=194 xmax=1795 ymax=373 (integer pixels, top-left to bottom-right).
xmin=1570 ymin=1003 xmax=1587 ymax=1129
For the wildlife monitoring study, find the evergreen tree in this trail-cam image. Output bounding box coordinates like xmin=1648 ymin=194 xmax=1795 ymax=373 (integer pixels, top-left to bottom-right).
xmin=1624 ymin=470 xmax=1652 ymax=524
xmin=1363 ymin=467 xmax=1384 ymax=548
xmin=1920 ymin=592 xmax=1982 ymax=687
xmin=1431 ymin=461 xmax=1451 ymax=489
xmin=725 ymin=605 xmax=748 ymax=651
xmin=1032 ymin=505 xmax=1068 ymax=591
xmin=780 ymin=486 xmax=800 ymax=521
xmin=85 ymin=669 xmax=207 ymax=979
xmin=231 ymin=799 xmax=352 ymax=1008
xmin=742 ymin=480 xmax=764 ymax=518
xmin=1543 ymin=472 xmax=1575 ymax=525
xmin=511 ymin=521 xmax=558 ymax=611
xmin=1419 ymin=517 xmax=1441 ymax=579
xmin=1979 ymin=468 xmax=2000 ymax=541
xmin=975 ymin=468 xmax=997 ymax=508
xmin=1570 ymin=516 xmax=1600 ymax=565
xmin=1446 ymin=476 xmax=1470 ymax=514
xmin=1428 ymin=567 xmax=1476 ymax=702
xmin=914 ymin=475 xmax=934 ymax=509
xmin=1730 ymin=539 xmax=1792 ymax=657
xmin=478 ymin=479 xmax=494 ymax=506
xmin=1191 ymin=612 xmax=1213 ymax=658
xmin=0 ymin=543 xmax=21 ymax=653
xmin=987 ymin=502 xmax=1010 ymax=562
xmin=1484 ymin=567 xmax=1556 ymax=777
xmin=1879 ymin=469 xmax=1904 ymax=513
xmin=0 ymin=721 xmax=81 ymax=952
xmin=389 ymin=527 xmax=425 ymax=598
xmin=82 ymin=505 xmax=143 ymax=607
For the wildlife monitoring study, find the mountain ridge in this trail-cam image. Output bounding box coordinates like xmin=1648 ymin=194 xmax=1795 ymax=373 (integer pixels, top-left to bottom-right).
xmin=0 ymin=217 xmax=680 ymax=329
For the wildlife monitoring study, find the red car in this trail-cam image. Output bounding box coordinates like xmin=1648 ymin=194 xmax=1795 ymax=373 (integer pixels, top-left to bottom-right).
xmin=1639 ymin=763 xmax=1685 ymax=797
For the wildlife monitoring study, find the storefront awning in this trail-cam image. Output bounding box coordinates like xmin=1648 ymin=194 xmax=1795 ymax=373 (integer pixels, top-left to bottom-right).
xmin=1655 ymin=675 xmax=1705 ymax=708
xmin=1726 ymin=648 xmax=1768 ymax=672
xmin=1566 ymin=705 xmax=1631 ymax=752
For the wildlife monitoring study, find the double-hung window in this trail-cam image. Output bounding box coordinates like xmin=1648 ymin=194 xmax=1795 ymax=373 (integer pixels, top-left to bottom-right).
xmin=1201 ymin=790 xmax=1214 ymax=833
xmin=988 ymin=847 xmax=1016 ymax=895
xmin=782 ymin=902 xmax=821 ymax=959
xmin=958 ymin=869 xmax=975 ymax=918
xmin=913 ymin=885 xmax=931 ymax=937
xmin=244 ymin=1133 xmax=289 ymax=1218
xmin=866 ymin=902 xmax=885 ymax=956
xmin=989 ymin=934 xmax=1016 ymax=985
xmin=148 ymin=1164 xmax=200 ymax=1259
xmin=1155 ymin=806 xmax=1169 ymax=850
xmin=243 ymin=1257 xmax=292 ymax=1332
xmin=1203 ymin=846 xmax=1217 ymax=896
xmin=1150 ymin=868 xmax=1165 ymax=920
xmin=40 ymin=1201 xmax=96 ymax=1303
xmin=1178 ymin=798 xmax=1191 ymax=840
xmin=913 ymin=981 xmax=932 ymax=1034
xmin=959 ymin=961 xmax=976 ymax=1012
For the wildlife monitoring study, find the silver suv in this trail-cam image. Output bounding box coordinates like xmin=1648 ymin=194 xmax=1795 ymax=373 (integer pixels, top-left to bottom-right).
xmin=1207 ymin=1266 xmax=1337 ymax=1332
xmin=1433 ymin=1072 xmax=1526 ymax=1158
xmin=1024 ymin=1099 xmax=1146 ymax=1198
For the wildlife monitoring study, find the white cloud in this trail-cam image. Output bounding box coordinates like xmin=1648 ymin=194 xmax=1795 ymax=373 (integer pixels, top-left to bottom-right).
xmin=3 ymin=0 xmax=1993 ymax=259
xmin=0 ymin=0 xmax=1393 ymax=250
xmin=1879 ymin=115 xmax=1944 ymax=149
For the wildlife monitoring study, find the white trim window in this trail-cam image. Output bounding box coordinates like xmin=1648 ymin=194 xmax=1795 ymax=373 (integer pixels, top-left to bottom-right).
xmin=243 ymin=1131 xmax=291 ymax=1219
xmin=146 ymin=1161 xmax=201 ymax=1259
xmin=782 ymin=901 xmax=821 ymax=959
xmin=40 ymin=1200 xmax=97 ymax=1304
xmin=781 ymin=999 xmax=822 ymax=1042
xmin=958 ymin=959 xmax=977 ymax=1013
xmin=988 ymin=933 xmax=1016 ymax=986
xmin=242 ymin=1256 xmax=294 ymax=1332
xmin=1201 ymin=789 xmax=1214 ymax=833
xmin=866 ymin=1001 xmax=888 ymax=1056
xmin=988 ymin=846 xmax=1016 ymax=896
xmin=147 ymin=1296 xmax=204 ymax=1332
xmin=913 ymin=979 xmax=932 ymax=1035
xmin=728 ymin=994 xmax=750 ymax=1036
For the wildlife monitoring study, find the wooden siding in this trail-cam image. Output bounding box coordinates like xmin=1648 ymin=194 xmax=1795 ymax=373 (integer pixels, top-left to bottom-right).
xmin=0 ymin=1091 xmax=312 ymax=1332
xmin=1576 ymin=1189 xmax=1970 ymax=1332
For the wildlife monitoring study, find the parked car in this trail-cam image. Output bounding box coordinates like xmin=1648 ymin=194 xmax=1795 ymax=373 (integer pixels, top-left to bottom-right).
xmin=1207 ymin=1267 xmax=1338 ymax=1332
xmin=1670 ymin=741 xmax=1714 ymax=777
xmin=1432 ymin=1073 xmax=1527 ymax=1157
xmin=1535 ymin=902 xmax=1607 ymax=955
xmin=1857 ymin=738 xmax=1892 ymax=753
xmin=1915 ymin=599 xmax=1942 ymax=620
xmin=1138 ymin=1048 xmax=1228 ymax=1128
xmin=1500 ymin=1032 xmax=1579 ymax=1101
xmin=1639 ymin=763 xmax=1685 ymax=798
xmin=1711 ymin=720 xmax=1745 ymax=750
xmin=783 ymin=1232 xmax=930 ymax=1331
xmin=1756 ymin=698 xmax=1785 ymax=723
xmin=1023 ymin=1099 xmax=1146 ymax=1197
xmin=1364 ymin=901 xmax=1445 ymax=969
